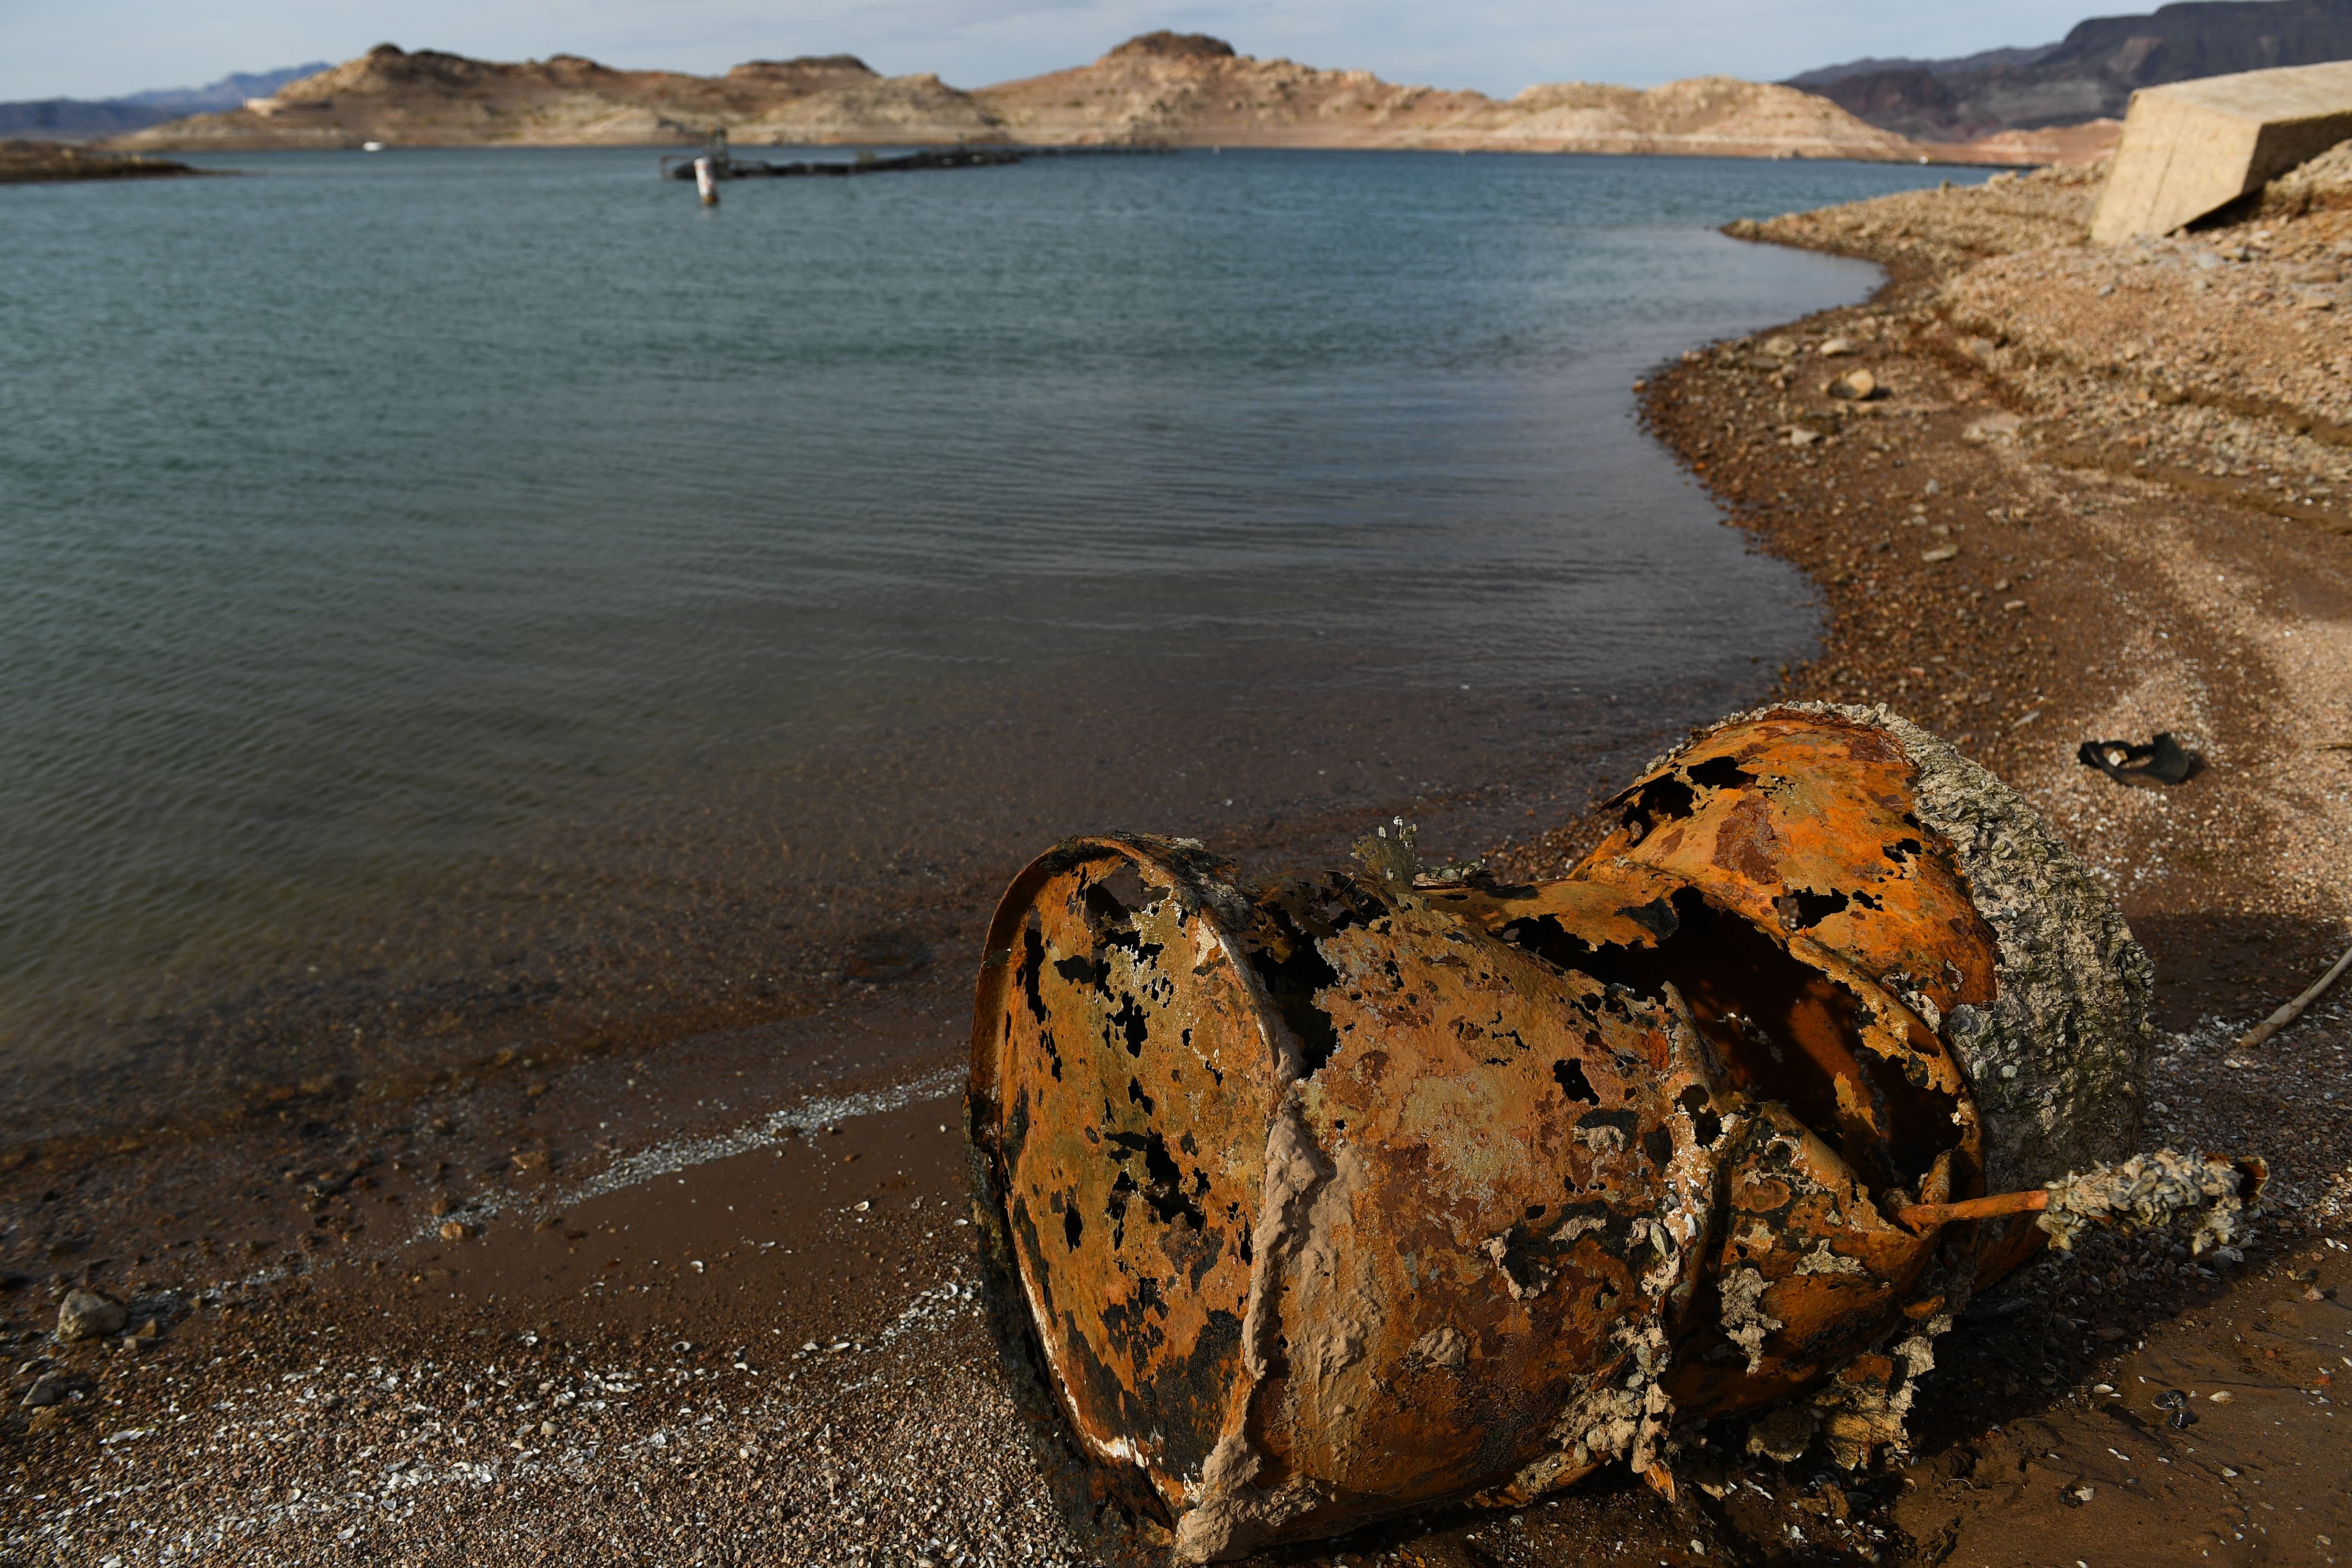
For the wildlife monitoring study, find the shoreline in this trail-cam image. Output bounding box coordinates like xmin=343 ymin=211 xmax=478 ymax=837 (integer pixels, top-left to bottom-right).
xmin=111 ymin=139 xmax=2047 ymax=166
xmin=103 ymin=140 xmax=2052 ymax=174
xmin=1617 ymin=162 xmax=2352 ymax=1561
xmin=9 ymin=163 xmax=2352 ymax=1564
xmin=0 ymin=141 xmax=206 ymax=183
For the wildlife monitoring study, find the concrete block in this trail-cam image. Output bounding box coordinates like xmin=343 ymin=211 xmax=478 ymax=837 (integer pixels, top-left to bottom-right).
xmin=2091 ymin=60 xmax=2352 ymax=243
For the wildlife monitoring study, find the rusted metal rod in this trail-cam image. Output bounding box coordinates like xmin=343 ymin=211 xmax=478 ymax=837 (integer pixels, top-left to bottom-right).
xmin=1895 ymin=1188 xmax=2050 ymax=1235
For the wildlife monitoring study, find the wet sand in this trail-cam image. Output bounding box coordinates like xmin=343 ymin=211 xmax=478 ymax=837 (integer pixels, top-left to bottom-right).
xmin=9 ymin=163 xmax=2352 ymax=1564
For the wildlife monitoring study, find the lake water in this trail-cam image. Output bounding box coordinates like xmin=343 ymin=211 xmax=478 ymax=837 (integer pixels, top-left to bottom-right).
xmin=0 ymin=147 xmax=1976 ymax=1138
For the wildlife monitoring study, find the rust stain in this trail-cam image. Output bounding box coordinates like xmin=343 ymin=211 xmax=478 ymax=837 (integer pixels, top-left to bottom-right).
xmin=964 ymin=711 xmax=2255 ymax=1561
xmin=1590 ymin=710 xmax=1999 ymax=1025
xmin=968 ymin=836 xmax=1281 ymax=1523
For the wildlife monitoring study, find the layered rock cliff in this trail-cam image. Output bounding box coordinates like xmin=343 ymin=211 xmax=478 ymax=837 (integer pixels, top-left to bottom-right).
xmin=1788 ymin=0 xmax=2352 ymax=141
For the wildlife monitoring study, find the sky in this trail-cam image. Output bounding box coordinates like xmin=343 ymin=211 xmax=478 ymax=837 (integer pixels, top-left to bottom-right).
xmin=0 ymin=0 xmax=2132 ymax=103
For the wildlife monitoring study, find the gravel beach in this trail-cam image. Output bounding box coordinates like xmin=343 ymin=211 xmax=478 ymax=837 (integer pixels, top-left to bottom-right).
xmin=9 ymin=152 xmax=2352 ymax=1565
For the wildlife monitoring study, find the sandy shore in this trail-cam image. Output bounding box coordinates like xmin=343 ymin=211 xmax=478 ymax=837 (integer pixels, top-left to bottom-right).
xmin=9 ymin=159 xmax=2352 ymax=1565
xmin=1645 ymin=158 xmax=2352 ymax=1564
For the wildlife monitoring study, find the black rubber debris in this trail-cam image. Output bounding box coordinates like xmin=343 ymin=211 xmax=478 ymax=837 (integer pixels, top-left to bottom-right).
xmin=2077 ymin=732 xmax=2201 ymax=787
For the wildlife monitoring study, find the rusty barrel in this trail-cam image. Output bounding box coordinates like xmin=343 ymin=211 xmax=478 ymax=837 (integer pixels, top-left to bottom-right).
xmin=965 ymin=704 xmax=2159 ymax=1561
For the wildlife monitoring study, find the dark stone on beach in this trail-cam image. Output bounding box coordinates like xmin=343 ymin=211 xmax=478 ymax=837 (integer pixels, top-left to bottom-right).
xmin=21 ymin=1371 xmax=72 ymax=1408
xmin=56 ymin=1288 xmax=126 ymax=1342
xmin=125 ymin=1291 xmax=181 ymax=1323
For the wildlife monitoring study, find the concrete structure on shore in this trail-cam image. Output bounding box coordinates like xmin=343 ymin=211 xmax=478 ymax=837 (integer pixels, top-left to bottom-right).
xmin=2093 ymin=60 xmax=2352 ymax=242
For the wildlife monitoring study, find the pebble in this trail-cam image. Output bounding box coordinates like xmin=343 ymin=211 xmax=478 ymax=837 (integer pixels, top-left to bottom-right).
xmin=55 ymin=1287 xmax=126 ymax=1343
xmin=20 ymin=1371 xmax=71 ymax=1408
xmin=2 ymin=1289 xmax=1092 ymax=1563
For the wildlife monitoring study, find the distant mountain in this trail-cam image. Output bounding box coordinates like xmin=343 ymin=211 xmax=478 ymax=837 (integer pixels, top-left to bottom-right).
xmin=0 ymin=100 xmax=168 ymax=140
xmin=106 ymin=36 xmax=1930 ymax=162
xmin=0 ymin=63 xmax=328 ymax=141
xmin=976 ymin=33 xmax=1927 ymax=157
xmin=1785 ymin=0 xmax=2352 ymax=140
xmin=1786 ymin=47 xmax=2058 ymax=91
xmin=104 ymin=46 xmax=986 ymax=150
xmin=113 ymin=64 xmax=334 ymax=113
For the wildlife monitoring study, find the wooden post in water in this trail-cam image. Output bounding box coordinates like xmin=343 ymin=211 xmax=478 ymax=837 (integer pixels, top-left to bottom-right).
xmin=694 ymin=157 xmax=719 ymax=206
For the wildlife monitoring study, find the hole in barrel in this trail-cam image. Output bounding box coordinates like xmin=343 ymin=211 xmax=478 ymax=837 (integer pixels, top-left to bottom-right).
xmin=1246 ymin=877 xmax=1376 ymax=1077
xmin=1554 ymin=1058 xmax=1601 ymax=1104
xmin=1083 ymin=863 xmax=1150 ymax=935
xmin=1502 ymin=887 xmax=1961 ymax=1187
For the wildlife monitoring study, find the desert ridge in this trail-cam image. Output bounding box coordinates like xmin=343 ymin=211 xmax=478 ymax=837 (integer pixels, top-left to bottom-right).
xmin=980 ymin=33 xmax=1929 ymax=158
xmin=103 ymin=43 xmax=1004 ymax=149
xmin=108 ymin=31 xmax=1945 ymax=161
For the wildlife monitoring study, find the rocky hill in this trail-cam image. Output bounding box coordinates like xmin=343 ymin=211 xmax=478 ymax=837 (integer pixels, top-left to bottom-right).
xmin=974 ymin=32 xmax=1923 ymax=158
xmin=1788 ymin=0 xmax=2352 ymax=141
xmin=108 ymin=35 xmax=1929 ymax=161
xmin=1425 ymin=75 xmax=1926 ymax=158
xmin=106 ymin=45 xmax=1003 ymax=149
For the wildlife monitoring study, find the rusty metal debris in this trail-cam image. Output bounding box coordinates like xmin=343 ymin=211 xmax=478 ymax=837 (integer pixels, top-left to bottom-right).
xmin=964 ymin=703 xmax=2261 ymax=1562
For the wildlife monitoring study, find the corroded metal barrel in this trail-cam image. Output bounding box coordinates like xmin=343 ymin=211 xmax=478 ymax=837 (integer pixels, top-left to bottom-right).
xmin=964 ymin=705 xmax=2200 ymax=1561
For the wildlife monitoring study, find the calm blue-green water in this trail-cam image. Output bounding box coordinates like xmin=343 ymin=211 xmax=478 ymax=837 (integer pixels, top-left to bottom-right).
xmin=0 ymin=147 xmax=1977 ymax=1134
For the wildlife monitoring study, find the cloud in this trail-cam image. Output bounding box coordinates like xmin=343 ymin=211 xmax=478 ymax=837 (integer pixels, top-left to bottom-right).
xmin=0 ymin=0 xmax=2099 ymax=104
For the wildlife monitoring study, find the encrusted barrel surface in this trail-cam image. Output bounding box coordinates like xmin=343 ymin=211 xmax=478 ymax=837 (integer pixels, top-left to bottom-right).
xmin=968 ymin=837 xmax=1282 ymax=1522
xmin=965 ymin=707 xmax=2163 ymax=1562
xmin=1573 ymin=703 xmax=2151 ymax=1192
